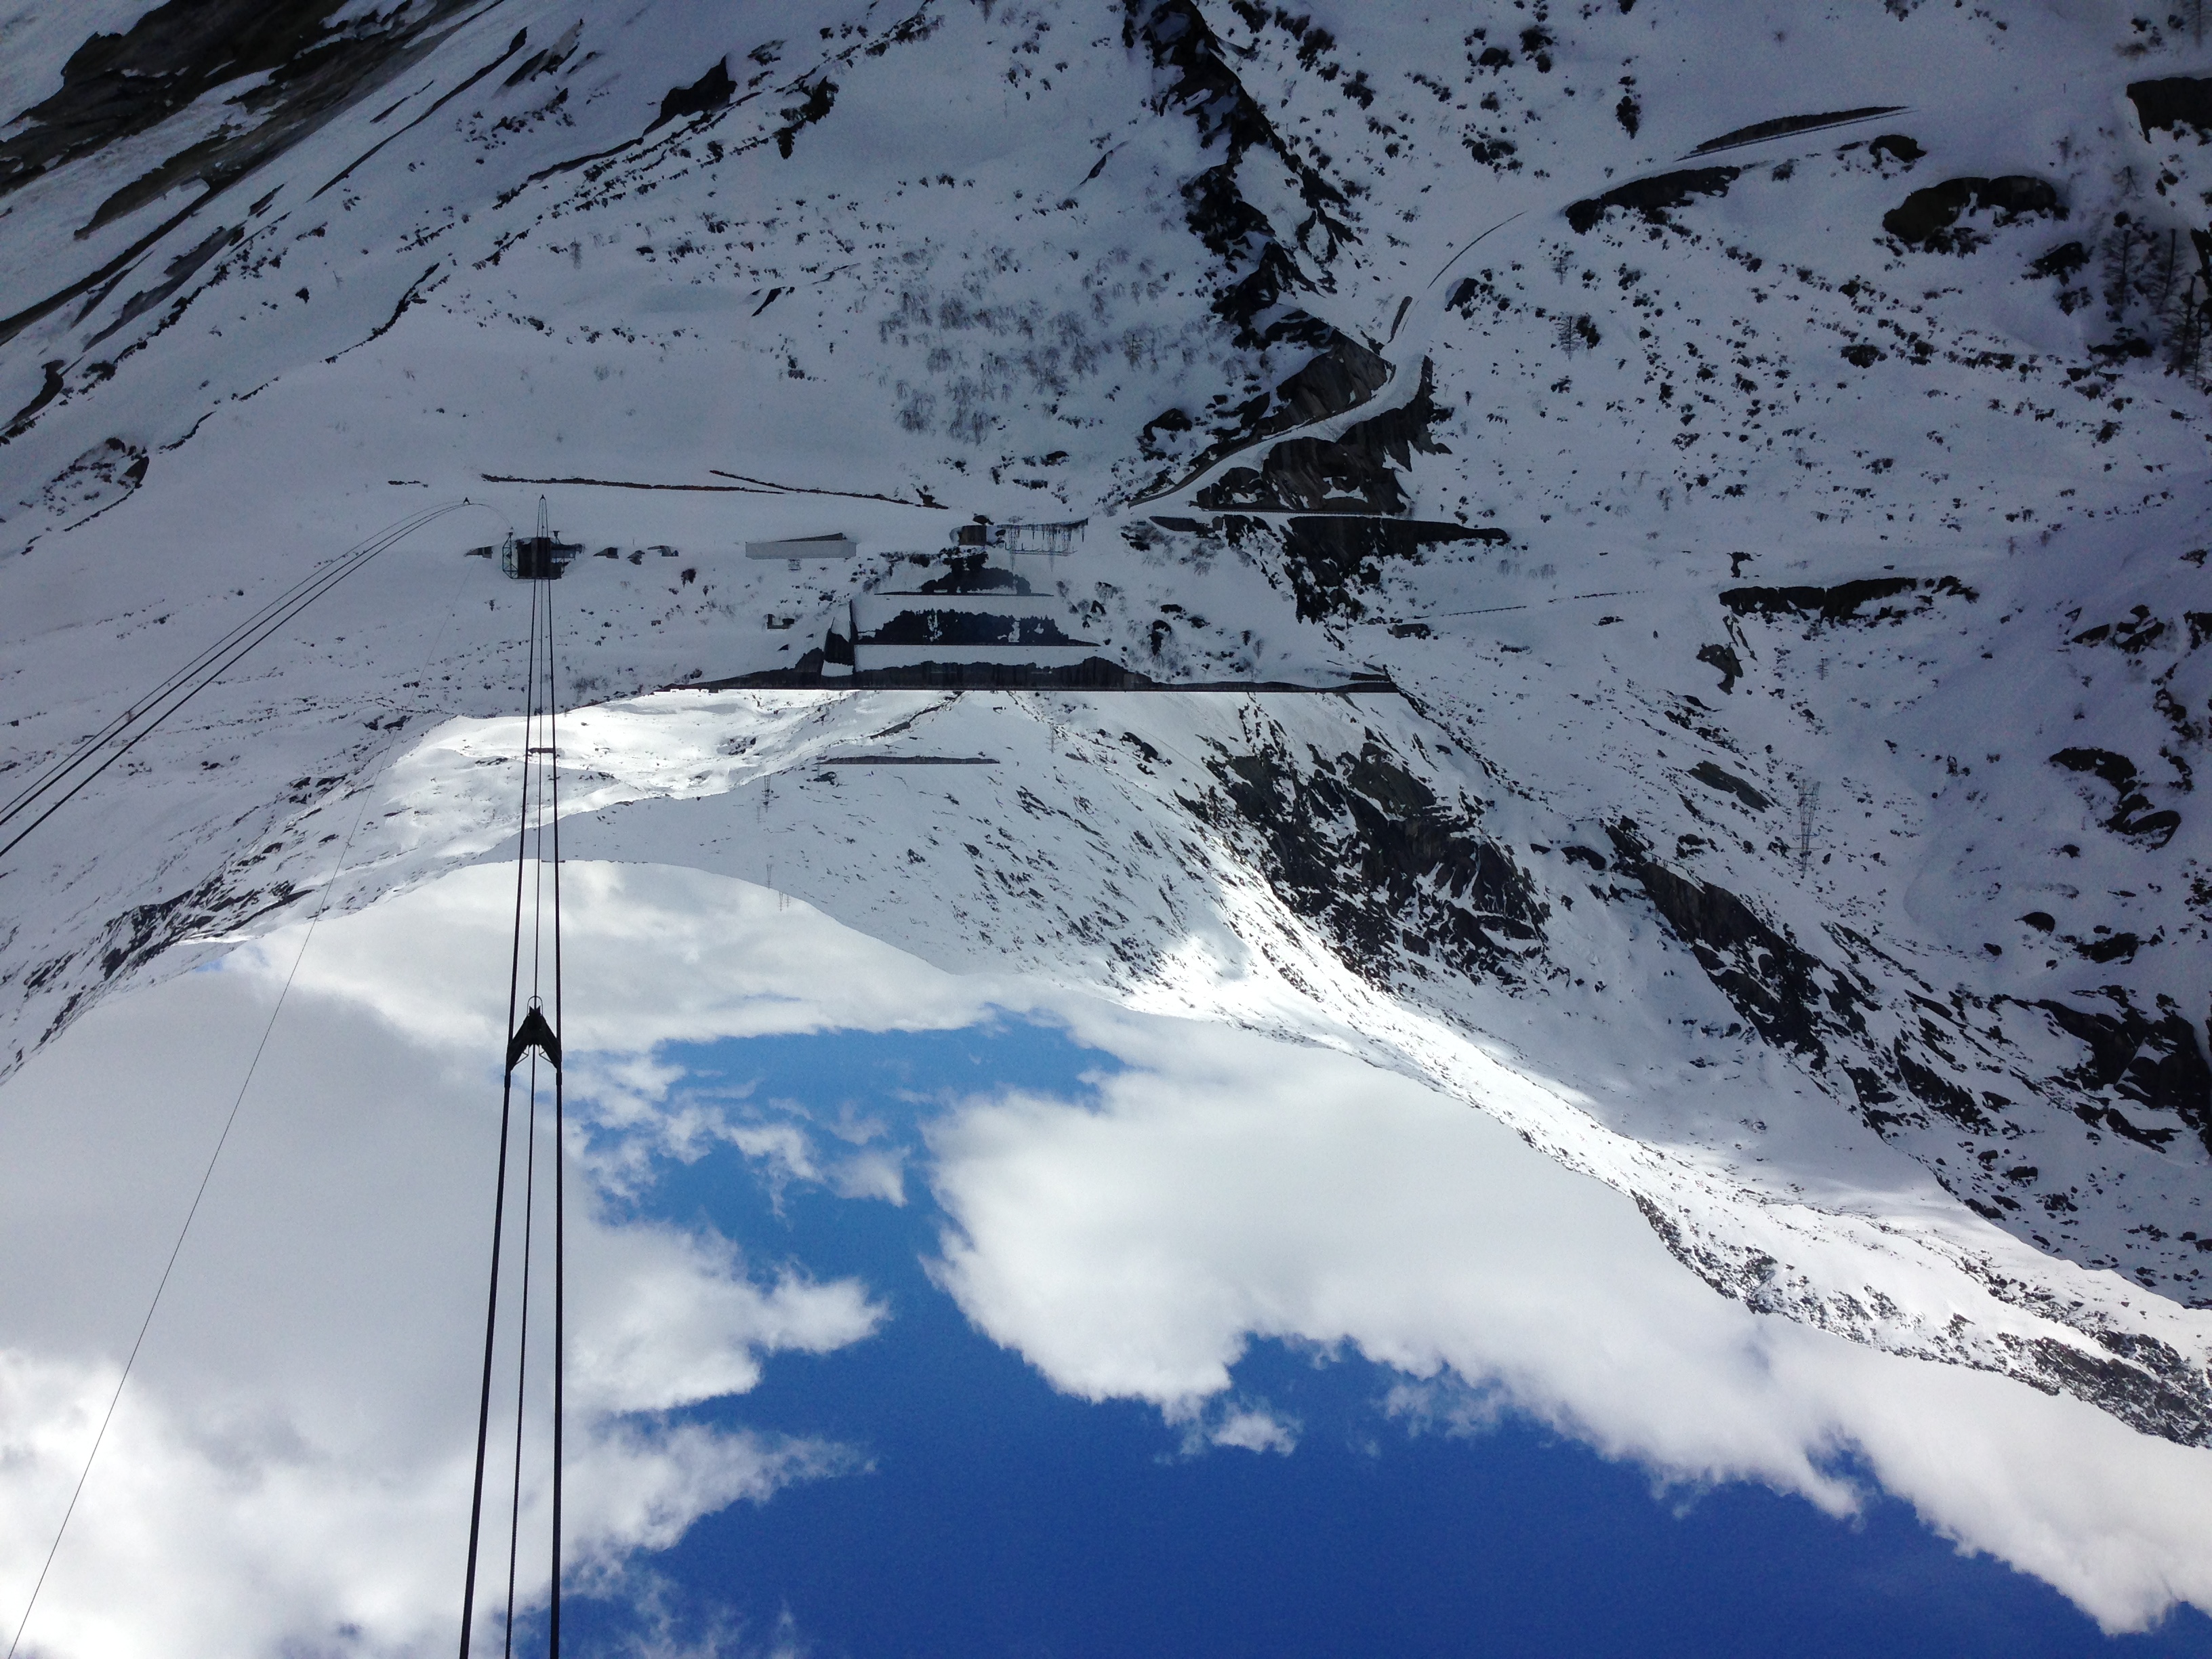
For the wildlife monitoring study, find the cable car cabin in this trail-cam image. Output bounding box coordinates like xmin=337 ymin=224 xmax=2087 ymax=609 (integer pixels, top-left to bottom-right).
xmin=501 ymin=532 xmax=582 ymax=579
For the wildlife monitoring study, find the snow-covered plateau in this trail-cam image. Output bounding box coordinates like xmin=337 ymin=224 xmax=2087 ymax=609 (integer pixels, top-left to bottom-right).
xmin=6 ymin=0 xmax=2212 ymax=1639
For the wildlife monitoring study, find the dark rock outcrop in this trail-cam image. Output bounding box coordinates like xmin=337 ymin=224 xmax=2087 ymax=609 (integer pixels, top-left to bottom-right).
xmin=3 ymin=0 xmax=490 ymax=228
xmin=1267 ymin=516 xmax=1507 ymax=621
xmin=1883 ymin=176 xmax=2064 ymax=253
xmin=2030 ymin=240 xmax=2091 ymax=282
xmin=1721 ymin=575 xmax=1976 ymax=628
xmin=1565 ymin=167 xmax=1741 ymax=234
xmin=1139 ymin=334 xmax=1394 ymax=505
xmin=2049 ymin=748 xmax=2182 ymax=847
xmin=2127 ymin=76 xmax=2212 ymax=140
xmin=1687 ymin=760 xmax=1771 ymax=811
xmin=1126 ymin=0 xmax=1353 ymax=267
xmin=770 ymin=77 xmax=836 ymax=157
xmin=1696 ymin=642 xmax=1744 ymax=692
xmin=1604 ymin=820 xmax=1868 ymax=1060
xmin=653 ymin=58 xmax=736 ymax=129
xmin=2019 ymin=1332 xmax=2212 ymax=1449
xmin=1197 ymin=359 xmax=1447 ymax=514
xmin=1688 ymin=106 xmax=1906 ymax=155
xmin=3 ymin=0 xmax=386 ymax=198
xmin=2036 ymin=991 xmax=2212 ymax=1155
xmin=1196 ymin=736 xmax=1546 ymax=987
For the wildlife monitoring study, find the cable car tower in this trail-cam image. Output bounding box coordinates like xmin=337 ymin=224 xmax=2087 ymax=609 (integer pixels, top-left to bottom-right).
xmin=460 ymin=495 xmax=569 ymax=1658
xmin=501 ymin=496 xmax=580 ymax=580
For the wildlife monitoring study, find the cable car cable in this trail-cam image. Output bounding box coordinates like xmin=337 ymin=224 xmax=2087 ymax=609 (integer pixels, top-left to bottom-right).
xmin=0 ymin=499 xmax=489 ymax=831
xmin=503 ymin=600 xmax=554 ymax=1659
xmin=548 ymin=571 xmax=567 ymax=1659
xmin=458 ymin=571 xmax=541 ymax=1659
xmin=0 ymin=501 xmax=502 ymax=867
xmin=502 ymin=1041 xmax=543 ymax=1659
xmin=460 ymin=529 xmax=569 ymax=1658
xmin=0 ymin=542 xmax=481 ymax=1659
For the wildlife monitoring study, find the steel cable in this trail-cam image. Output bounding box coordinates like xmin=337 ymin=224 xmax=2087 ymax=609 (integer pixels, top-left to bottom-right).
xmin=1 ymin=539 xmax=480 ymax=1659
xmin=459 ymin=556 xmax=567 ymax=1659
xmin=0 ymin=502 xmax=501 ymax=867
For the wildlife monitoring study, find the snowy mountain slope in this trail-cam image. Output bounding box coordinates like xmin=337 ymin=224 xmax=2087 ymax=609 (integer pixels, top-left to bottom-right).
xmin=213 ymin=681 xmax=2212 ymax=1448
xmin=4 ymin=0 xmax=2212 ymax=1454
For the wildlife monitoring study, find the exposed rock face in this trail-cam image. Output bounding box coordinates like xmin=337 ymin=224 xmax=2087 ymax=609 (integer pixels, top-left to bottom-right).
xmin=1265 ymin=516 xmax=1504 ymax=621
xmin=2127 ymin=75 xmax=2212 ymax=138
xmin=653 ymin=59 xmax=737 ymax=130
xmin=1881 ymin=176 xmax=2066 ymax=253
xmin=1719 ymin=576 xmax=1978 ymax=627
xmin=2049 ymin=747 xmax=2184 ymax=848
xmin=1631 ymin=1191 xmax=2212 ymax=1448
xmin=1688 ymin=106 xmax=1907 ymax=155
xmin=2036 ymin=992 xmax=2212 ymax=1158
xmin=1197 ymin=359 xmax=1450 ymax=514
xmin=1161 ymin=334 xmax=1396 ymax=504
xmin=1565 ymin=167 xmax=1742 ymax=234
xmin=1192 ymin=732 xmax=1547 ymax=989
xmin=0 ymin=0 xmax=498 ymax=354
xmin=1605 ymin=819 xmax=1870 ymax=1060
xmin=1 ymin=0 xmax=499 ymax=239
xmin=21 ymin=862 xmax=308 ymax=1050
xmin=1 ymin=0 xmax=405 ymax=203
xmin=1123 ymin=0 xmax=1353 ymax=277
xmin=1121 ymin=0 xmax=1387 ymax=498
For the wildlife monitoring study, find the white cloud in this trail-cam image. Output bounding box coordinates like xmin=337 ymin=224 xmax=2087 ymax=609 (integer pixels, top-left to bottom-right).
xmin=251 ymin=861 xmax=1000 ymax=1063
xmin=1194 ymin=1402 xmax=1300 ymax=1456
xmin=0 ymin=1345 xmax=836 ymax=1659
xmin=0 ymin=1345 xmax=465 ymax=1659
xmin=822 ymin=1145 xmax=907 ymax=1206
xmin=583 ymin=1571 xmax=812 ymax=1659
xmin=565 ymin=1420 xmax=860 ymax=1563
xmin=924 ymin=1017 xmax=2212 ymax=1633
xmin=0 ymin=882 xmax=886 ymax=1659
xmin=274 ymin=859 xmax=2212 ymax=1635
xmin=578 ymin=1221 xmax=881 ymax=1416
xmin=0 ymin=1347 xmax=832 ymax=1659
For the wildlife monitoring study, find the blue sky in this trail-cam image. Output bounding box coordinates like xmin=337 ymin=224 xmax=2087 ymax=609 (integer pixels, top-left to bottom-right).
xmin=564 ymin=1020 xmax=2212 ymax=1659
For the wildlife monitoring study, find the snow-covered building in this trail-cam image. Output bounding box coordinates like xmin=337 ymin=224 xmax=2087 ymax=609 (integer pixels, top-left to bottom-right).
xmin=954 ymin=518 xmax=1088 ymax=554
xmin=843 ymin=553 xmax=1098 ymax=674
xmin=747 ymin=533 xmax=859 ymax=569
